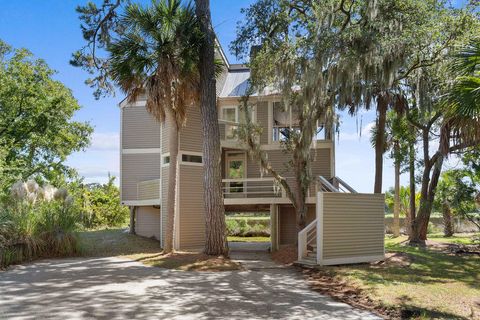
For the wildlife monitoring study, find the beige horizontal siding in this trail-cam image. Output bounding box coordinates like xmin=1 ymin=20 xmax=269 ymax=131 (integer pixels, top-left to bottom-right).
xmin=121 ymin=153 xmax=160 ymax=201
xmin=178 ymin=165 xmax=205 ymax=249
xmin=310 ymin=148 xmax=331 ymax=179
xmin=180 ymin=106 xmax=203 ymax=153
xmin=137 ymin=179 xmax=160 ymax=200
xmin=256 ymin=101 xmax=268 ymax=144
xmin=321 ymin=193 xmax=385 ymax=260
xmin=136 ymin=206 xmax=161 ymax=240
xmin=122 ymin=105 xmax=160 ymax=149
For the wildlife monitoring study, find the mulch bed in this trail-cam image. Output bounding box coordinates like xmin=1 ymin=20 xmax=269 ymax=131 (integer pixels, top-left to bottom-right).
xmin=271 ymin=245 xmax=297 ymax=265
xmin=304 ymin=268 xmax=399 ymax=319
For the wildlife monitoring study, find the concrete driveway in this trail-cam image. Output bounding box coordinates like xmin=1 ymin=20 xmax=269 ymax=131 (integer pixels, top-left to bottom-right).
xmin=0 ymin=254 xmax=380 ymax=320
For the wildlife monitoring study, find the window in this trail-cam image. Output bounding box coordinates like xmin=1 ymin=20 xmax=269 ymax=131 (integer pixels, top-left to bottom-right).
xmin=272 ymin=101 xmax=301 ymax=142
xmin=221 ymin=106 xmax=256 ymax=140
xmin=181 ymin=154 xmax=203 ymax=164
xmin=222 ymin=107 xmax=237 ymax=140
xmin=162 ymin=154 xmax=170 ymax=166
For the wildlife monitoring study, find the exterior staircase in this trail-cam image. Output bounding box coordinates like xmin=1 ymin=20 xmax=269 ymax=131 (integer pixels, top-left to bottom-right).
xmin=296 ymin=176 xmax=356 ymax=266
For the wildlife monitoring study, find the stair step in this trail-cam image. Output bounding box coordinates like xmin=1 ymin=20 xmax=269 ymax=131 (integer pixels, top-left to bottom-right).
xmin=294 ymin=258 xmax=318 ymax=267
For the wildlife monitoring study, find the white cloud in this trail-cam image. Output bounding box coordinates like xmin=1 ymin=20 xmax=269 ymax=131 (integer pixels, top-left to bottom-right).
xmin=337 ymin=121 xmax=375 ymax=142
xmin=66 ymin=131 xmax=120 ymax=184
xmin=90 ymin=132 xmax=119 ymax=151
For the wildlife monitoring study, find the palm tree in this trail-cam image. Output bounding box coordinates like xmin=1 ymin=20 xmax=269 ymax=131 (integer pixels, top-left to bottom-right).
xmin=108 ymin=0 xmax=202 ymax=253
xmin=443 ymin=39 xmax=480 ymax=148
xmin=409 ymin=40 xmax=480 ymax=243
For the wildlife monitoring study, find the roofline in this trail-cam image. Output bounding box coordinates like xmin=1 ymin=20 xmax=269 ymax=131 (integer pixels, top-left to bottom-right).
xmin=214 ymin=36 xmax=230 ymax=69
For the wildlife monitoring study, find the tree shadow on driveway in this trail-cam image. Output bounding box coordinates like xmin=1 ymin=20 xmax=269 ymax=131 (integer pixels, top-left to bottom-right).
xmin=0 ymin=257 xmax=380 ymax=319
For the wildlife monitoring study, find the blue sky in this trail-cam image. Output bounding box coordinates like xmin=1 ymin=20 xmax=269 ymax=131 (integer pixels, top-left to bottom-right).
xmin=0 ymin=0 xmax=448 ymax=193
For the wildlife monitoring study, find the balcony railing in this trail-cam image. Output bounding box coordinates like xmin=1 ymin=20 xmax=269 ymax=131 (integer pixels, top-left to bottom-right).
xmin=222 ymin=177 xmax=282 ymax=198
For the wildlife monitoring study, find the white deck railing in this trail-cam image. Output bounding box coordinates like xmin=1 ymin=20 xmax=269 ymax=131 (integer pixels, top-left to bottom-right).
xmin=222 ymin=177 xmax=282 ymax=198
xmin=298 ymin=219 xmax=318 ymax=262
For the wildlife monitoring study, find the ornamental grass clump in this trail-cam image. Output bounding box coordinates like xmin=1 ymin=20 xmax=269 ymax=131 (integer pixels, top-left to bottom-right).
xmin=0 ymin=180 xmax=80 ymax=268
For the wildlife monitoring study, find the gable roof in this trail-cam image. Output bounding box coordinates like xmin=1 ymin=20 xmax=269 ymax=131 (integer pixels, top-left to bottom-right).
xmin=219 ymin=66 xmax=251 ymax=98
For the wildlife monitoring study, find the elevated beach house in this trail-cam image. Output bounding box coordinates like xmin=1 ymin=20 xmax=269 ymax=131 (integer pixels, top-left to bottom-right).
xmin=119 ymin=43 xmax=385 ymax=266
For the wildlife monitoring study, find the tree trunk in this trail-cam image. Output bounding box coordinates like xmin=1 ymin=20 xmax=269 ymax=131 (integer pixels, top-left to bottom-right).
xmin=163 ymin=114 xmax=179 ymax=253
xmin=195 ymin=0 xmax=228 ymax=256
xmin=129 ymin=206 xmax=136 ymax=235
xmin=410 ymin=153 xmax=444 ymax=244
xmin=442 ymin=202 xmax=454 ymax=237
xmin=393 ymin=142 xmax=400 ymax=237
xmin=408 ymin=143 xmax=416 ymax=236
xmin=374 ymin=94 xmax=388 ymax=194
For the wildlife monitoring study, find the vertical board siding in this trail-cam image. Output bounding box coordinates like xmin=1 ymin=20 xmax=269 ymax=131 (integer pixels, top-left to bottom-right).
xmin=121 ymin=153 xmax=160 ymax=201
xmin=122 ymin=104 xmax=160 ymax=149
xmin=136 ymin=206 xmax=161 ymax=240
xmin=256 ymin=101 xmax=269 ymax=144
xmin=180 ymin=106 xmax=203 ymax=153
xmin=178 ymin=165 xmax=205 ymax=249
xmin=322 ymin=193 xmax=385 ymax=260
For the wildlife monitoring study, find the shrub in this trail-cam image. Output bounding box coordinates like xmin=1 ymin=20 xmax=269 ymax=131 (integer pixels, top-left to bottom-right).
xmin=225 ymin=217 xmax=271 ymax=237
xmin=77 ymin=177 xmax=129 ymax=229
xmin=226 ymin=219 xmax=239 ymax=236
xmin=0 ymin=180 xmax=80 ymax=268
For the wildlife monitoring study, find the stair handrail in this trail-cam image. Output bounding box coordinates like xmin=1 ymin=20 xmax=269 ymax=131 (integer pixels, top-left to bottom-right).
xmin=333 ymin=176 xmax=357 ymax=193
xmin=298 ymin=219 xmax=317 ymax=261
xmin=317 ymin=176 xmax=338 ymax=192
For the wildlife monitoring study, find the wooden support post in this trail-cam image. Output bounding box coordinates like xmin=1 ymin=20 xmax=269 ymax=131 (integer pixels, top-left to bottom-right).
xmin=270 ymin=204 xmax=279 ymax=252
xmin=129 ymin=206 xmax=136 ymax=235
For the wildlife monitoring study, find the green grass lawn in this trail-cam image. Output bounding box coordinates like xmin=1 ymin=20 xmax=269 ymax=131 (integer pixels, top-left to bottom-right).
xmin=227 ymin=236 xmax=270 ymax=242
xmin=318 ymin=233 xmax=480 ymax=319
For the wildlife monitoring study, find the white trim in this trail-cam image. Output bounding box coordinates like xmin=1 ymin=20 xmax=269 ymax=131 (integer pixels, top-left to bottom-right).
xmin=214 ymin=37 xmax=230 ymax=69
xmin=316 ymin=192 xmax=324 ymax=265
xmin=321 ymin=255 xmax=385 ymax=266
xmin=122 ymin=199 xmax=161 ymax=206
xmin=119 ymin=100 xmax=146 ymax=109
xmin=122 ymin=148 xmax=161 ymax=154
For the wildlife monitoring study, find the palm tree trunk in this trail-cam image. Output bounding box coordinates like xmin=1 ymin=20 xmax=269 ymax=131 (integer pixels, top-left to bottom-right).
xmin=195 ymin=0 xmax=228 ymax=256
xmin=164 ymin=114 xmax=179 ymax=253
xmin=393 ymin=142 xmax=400 ymax=237
xmin=374 ymin=94 xmax=388 ymax=194
xmin=442 ymin=202 xmax=454 ymax=237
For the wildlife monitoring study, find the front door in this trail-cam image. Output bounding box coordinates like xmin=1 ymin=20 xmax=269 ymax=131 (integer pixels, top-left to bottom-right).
xmin=226 ymin=152 xmax=245 ymax=195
